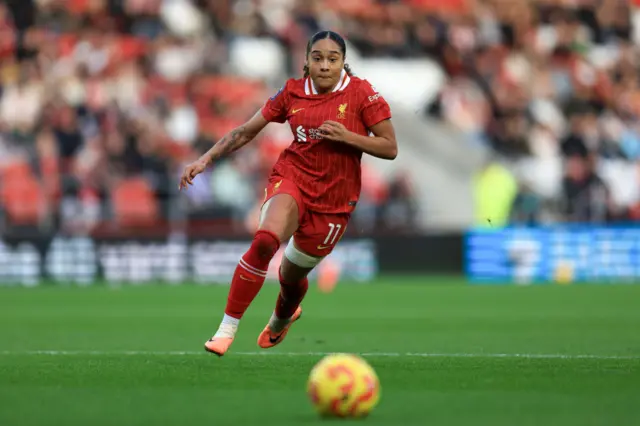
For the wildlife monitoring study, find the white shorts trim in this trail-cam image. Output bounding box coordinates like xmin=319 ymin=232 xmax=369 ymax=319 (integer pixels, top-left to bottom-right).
xmin=284 ymin=239 xmax=323 ymax=268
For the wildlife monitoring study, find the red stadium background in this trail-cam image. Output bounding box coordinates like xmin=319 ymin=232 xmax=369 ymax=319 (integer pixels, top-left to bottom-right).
xmin=0 ymin=0 xmax=638 ymax=284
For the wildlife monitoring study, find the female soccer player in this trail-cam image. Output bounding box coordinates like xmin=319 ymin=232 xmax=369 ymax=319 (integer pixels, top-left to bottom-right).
xmin=179 ymin=30 xmax=397 ymax=356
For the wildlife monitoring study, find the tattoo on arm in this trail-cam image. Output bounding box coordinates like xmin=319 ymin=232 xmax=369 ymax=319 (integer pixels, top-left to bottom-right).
xmin=208 ymin=126 xmax=249 ymax=161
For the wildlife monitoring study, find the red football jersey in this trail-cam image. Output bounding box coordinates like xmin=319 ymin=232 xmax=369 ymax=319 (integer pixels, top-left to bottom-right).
xmin=260 ymin=70 xmax=392 ymax=214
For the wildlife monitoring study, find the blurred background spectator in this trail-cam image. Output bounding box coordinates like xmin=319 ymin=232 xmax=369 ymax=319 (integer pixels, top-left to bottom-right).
xmin=0 ymin=0 xmax=638 ymax=238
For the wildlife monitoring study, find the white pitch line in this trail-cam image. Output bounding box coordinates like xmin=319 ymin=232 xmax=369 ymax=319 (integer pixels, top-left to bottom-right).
xmin=0 ymin=351 xmax=638 ymax=360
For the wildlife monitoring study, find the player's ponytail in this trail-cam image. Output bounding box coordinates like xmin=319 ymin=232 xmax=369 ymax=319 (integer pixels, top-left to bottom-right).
xmin=303 ymin=30 xmax=354 ymax=77
xmin=343 ymin=63 xmax=354 ymax=76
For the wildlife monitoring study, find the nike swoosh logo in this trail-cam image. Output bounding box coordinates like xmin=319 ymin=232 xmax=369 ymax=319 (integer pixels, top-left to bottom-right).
xmin=269 ymin=333 xmax=283 ymax=344
xmin=292 ymin=108 xmax=304 ymax=114
xmin=240 ymin=275 xmax=256 ymax=282
xmin=317 ymin=245 xmax=331 ymax=250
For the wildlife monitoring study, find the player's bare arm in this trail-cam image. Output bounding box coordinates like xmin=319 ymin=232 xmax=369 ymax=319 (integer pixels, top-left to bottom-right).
xmin=319 ymin=119 xmax=398 ymax=160
xmin=179 ymin=110 xmax=269 ymax=190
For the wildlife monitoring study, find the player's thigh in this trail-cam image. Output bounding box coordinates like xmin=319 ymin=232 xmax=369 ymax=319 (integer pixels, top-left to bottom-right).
xmin=259 ymin=194 xmax=299 ymax=242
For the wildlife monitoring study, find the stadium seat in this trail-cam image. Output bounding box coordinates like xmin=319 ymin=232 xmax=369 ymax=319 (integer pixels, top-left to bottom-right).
xmin=0 ymin=160 xmax=32 ymax=180
xmin=192 ymin=75 xmax=264 ymax=107
xmin=111 ymin=177 xmax=159 ymax=226
xmin=198 ymin=116 xmax=243 ymax=140
xmin=406 ymin=0 xmax=470 ymax=15
xmin=0 ymin=162 xmax=45 ymax=225
xmin=116 ymin=36 xmax=147 ymax=61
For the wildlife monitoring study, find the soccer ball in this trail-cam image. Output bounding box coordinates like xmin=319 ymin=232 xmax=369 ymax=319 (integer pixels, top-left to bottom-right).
xmin=307 ymin=353 xmax=381 ymax=418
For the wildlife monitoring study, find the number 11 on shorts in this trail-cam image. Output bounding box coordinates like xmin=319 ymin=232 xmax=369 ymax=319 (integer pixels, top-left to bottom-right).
xmin=324 ymin=223 xmax=341 ymax=246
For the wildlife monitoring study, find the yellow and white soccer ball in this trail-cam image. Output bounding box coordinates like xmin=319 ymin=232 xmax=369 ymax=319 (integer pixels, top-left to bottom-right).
xmin=307 ymin=353 xmax=381 ymax=418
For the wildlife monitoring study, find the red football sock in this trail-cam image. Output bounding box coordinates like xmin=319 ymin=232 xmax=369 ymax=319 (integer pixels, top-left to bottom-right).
xmin=225 ymin=230 xmax=280 ymax=319
xmin=275 ymin=269 xmax=309 ymax=319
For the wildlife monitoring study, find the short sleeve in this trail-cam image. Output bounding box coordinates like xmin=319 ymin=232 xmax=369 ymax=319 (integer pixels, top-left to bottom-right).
xmin=359 ymin=80 xmax=392 ymax=129
xmin=261 ymin=81 xmax=290 ymax=123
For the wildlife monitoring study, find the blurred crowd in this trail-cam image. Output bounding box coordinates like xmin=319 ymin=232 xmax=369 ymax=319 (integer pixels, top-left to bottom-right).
xmin=0 ymin=0 xmax=424 ymax=236
xmin=424 ymin=0 xmax=640 ymax=224
xmin=0 ymin=0 xmax=638 ymax=238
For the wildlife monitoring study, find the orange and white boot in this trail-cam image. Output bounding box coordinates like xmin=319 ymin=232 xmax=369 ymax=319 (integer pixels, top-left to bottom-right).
xmin=204 ymin=322 xmax=238 ymax=356
xmin=257 ymin=307 xmax=302 ymax=349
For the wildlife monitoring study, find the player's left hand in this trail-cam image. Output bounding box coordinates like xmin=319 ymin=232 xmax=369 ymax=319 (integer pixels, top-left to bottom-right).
xmin=319 ymin=121 xmax=349 ymax=142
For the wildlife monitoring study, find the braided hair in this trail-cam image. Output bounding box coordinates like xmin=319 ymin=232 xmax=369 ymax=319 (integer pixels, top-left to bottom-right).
xmin=303 ymin=30 xmax=353 ymax=78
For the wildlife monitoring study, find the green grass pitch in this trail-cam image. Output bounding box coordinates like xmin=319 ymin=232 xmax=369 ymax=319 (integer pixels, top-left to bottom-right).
xmin=1 ymin=277 xmax=639 ymax=426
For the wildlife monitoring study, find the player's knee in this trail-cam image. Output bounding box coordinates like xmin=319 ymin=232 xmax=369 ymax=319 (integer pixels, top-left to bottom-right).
xmin=284 ymin=239 xmax=323 ymax=269
xmin=251 ymin=230 xmax=280 ymax=260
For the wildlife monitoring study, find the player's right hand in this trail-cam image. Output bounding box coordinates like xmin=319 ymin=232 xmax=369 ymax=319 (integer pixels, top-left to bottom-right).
xmin=179 ymin=157 xmax=208 ymax=190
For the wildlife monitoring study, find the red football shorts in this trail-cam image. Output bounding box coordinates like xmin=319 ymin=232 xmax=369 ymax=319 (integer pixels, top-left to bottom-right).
xmin=263 ymin=178 xmax=350 ymax=258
